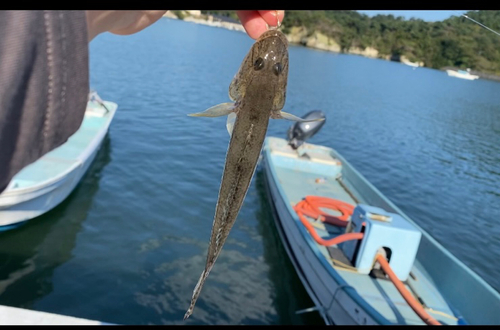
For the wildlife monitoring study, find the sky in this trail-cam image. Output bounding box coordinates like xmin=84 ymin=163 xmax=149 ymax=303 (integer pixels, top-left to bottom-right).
xmin=357 ymin=10 xmax=468 ymax=22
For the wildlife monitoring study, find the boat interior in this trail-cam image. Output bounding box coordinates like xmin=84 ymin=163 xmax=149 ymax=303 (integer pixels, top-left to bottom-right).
xmin=265 ymin=137 xmax=463 ymax=325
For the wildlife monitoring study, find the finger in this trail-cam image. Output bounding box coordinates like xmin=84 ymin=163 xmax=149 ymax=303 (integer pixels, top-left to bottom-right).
xmin=257 ymin=10 xmax=285 ymax=27
xmin=237 ymin=10 xmax=285 ymax=39
xmin=237 ymin=11 xmax=268 ymax=39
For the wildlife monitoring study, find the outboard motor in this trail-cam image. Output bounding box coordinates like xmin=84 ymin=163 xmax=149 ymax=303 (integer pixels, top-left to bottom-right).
xmin=287 ymin=110 xmax=326 ymax=149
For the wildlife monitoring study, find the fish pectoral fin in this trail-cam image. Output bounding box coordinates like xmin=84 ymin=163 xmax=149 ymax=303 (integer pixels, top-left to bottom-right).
xmin=226 ymin=112 xmax=237 ymax=136
xmin=188 ymin=102 xmax=236 ymax=117
xmin=277 ymin=111 xmax=326 ymax=122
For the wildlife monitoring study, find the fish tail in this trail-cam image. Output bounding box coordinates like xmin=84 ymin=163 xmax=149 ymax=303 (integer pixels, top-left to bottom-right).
xmin=183 ymin=268 xmax=211 ymax=320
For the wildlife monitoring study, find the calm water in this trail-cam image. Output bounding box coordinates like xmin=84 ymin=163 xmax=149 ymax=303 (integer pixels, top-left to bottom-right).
xmin=0 ymin=18 xmax=499 ymax=325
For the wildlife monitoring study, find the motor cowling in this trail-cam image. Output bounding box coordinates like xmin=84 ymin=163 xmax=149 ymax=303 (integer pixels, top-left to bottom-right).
xmin=287 ymin=110 xmax=326 ymax=149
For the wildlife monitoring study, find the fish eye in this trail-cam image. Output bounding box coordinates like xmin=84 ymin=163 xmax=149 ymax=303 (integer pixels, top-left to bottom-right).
xmin=254 ymin=58 xmax=264 ymax=71
xmin=273 ymin=63 xmax=283 ymax=76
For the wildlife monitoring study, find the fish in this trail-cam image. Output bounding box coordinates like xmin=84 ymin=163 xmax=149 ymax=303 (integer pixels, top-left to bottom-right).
xmin=184 ymin=28 xmax=322 ymax=320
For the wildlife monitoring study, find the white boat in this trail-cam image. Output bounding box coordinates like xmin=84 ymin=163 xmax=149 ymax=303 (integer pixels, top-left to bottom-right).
xmin=0 ymin=92 xmax=117 ymax=230
xmin=402 ymin=60 xmax=419 ymax=68
xmin=446 ymin=68 xmax=479 ymax=80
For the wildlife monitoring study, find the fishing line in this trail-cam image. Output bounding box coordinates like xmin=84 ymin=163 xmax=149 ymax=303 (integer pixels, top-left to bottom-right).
xmin=455 ymin=11 xmax=500 ymax=37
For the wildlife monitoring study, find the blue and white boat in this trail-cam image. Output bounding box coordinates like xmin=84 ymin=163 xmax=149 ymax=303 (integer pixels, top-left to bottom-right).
xmin=446 ymin=68 xmax=479 ymax=80
xmin=0 ymin=92 xmax=117 ymax=230
xmin=260 ymin=111 xmax=500 ymax=325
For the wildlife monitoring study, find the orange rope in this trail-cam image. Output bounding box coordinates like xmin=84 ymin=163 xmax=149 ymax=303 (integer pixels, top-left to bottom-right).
xmin=293 ymin=197 xmax=360 ymax=246
xmin=376 ymin=254 xmax=441 ymax=325
xmin=294 ymin=195 xmax=355 ymax=227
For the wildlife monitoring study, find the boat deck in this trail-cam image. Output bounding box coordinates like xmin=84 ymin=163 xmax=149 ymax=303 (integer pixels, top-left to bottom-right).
xmin=266 ymin=137 xmax=459 ymax=325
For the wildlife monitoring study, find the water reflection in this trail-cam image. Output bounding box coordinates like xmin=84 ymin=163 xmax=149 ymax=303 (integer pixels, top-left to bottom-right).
xmin=0 ymin=136 xmax=112 ymax=309
xmin=135 ymin=248 xmax=277 ymax=325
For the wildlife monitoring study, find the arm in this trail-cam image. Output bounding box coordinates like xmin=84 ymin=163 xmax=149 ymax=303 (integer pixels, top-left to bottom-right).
xmin=85 ymin=10 xmax=285 ymax=41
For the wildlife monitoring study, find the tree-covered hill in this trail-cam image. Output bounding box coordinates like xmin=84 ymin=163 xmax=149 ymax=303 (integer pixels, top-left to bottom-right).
xmin=201 ymin=10 xmax=500 ymax=76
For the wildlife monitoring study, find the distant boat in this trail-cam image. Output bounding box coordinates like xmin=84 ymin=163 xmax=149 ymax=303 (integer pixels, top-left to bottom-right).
xmin=260 ymin=110 xmax=500 ymax=325
xmin=446 ymin=68 xmax=479 ymax=80
xmin=0 ymin=92 xmax=118 ymax=230
xmin=403 ymin=61 xmax=419 ymax=68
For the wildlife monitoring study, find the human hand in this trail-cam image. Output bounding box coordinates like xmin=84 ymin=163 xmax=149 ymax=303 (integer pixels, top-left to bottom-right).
xmin=236 ymin=10 xmax=285 ymax=39
xmin=86 ymin=10 xmax=168 ymax=42
xmin=85 ymin=10 xmax=285 ymax=42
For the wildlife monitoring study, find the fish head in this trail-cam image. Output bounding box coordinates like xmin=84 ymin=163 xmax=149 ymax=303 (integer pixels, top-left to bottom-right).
xmin=229 ymin=29 xmax=289 ymax=111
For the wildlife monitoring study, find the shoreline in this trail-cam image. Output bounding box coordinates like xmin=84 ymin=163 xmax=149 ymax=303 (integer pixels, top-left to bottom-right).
xmin=163 ymin=13 xmax=500 ymax=82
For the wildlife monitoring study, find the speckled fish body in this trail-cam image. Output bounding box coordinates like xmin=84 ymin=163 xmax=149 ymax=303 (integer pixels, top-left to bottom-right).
xmin=184 ymin=29 xmax=318 ymax=320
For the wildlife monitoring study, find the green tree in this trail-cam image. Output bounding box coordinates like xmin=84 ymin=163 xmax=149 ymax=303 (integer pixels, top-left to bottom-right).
xmin=200 ymin=10 xmax=500 ymax=75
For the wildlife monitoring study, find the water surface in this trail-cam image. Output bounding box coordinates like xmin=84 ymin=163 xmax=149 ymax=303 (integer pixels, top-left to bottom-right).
xmin=0 ymin=18 xmax=498 ymax=325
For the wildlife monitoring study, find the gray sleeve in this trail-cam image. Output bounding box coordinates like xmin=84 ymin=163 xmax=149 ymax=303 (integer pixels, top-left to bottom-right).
xmin=0 ymin=10 xmax=89 ymax=192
